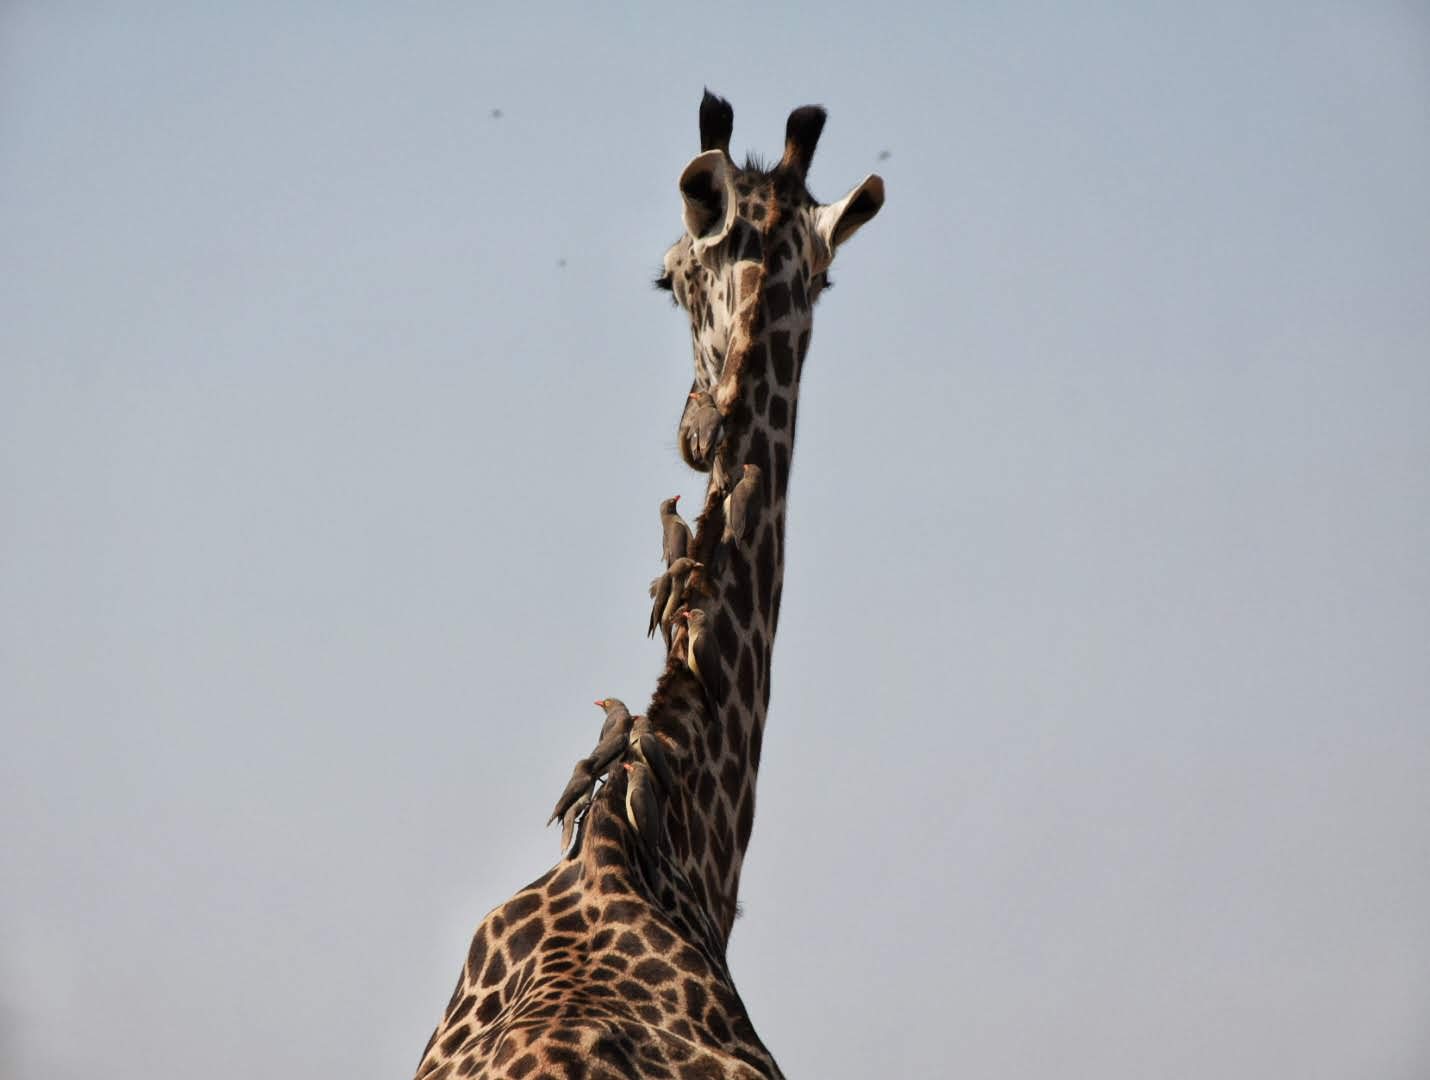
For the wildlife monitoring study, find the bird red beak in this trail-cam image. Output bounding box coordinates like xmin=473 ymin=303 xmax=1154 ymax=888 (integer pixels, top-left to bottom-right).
xmin=673 ymin=495 xmax=680 ymax=504
xmin=593 ymin=699 xmax=604 ymax=708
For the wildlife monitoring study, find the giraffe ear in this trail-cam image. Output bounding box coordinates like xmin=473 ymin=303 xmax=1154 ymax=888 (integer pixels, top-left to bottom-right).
xmin=679 ymin=150 xmax=737 ymax=254
xmin=815 ymin=174 xmax=885 ymax=258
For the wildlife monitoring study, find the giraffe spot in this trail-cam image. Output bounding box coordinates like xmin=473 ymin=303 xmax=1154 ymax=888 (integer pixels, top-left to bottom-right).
xmin=644 ymin=921 xmax=675 ymax=952
xmin=736 ymin=646 xmax=755 ymax=707
xmin=674 ymin=946 xmax=707 ymax=974
xmin=482 ymin=948 xmax=506 ymax=986
xmin=616 ymin=930 xmax=644 ymax=956
xmin=439 ymin=1024 xmax=471 ymax=1057
xmin=448 ymin=993 xmax=476 ymax=1023
xmin=592 ymin=928 xmax=615 ymax=950
xmin=476 ymin=992 xmax=502 ymax=1024
xmin=750 ymin=721 xmax=764 ymax=771
xmin=706 ymin=1009 xmax=733 ymax=1043
xmin=764 ymin=281 xmax=791 ymax=323
xmin=547 ymin=862 xmax=580 ymax=895
xmin=728 ymin=551 xmax=755 ymax=628
xmin=755 ymin=530 xmax=775 ymax=614
xmin=599 ymin=873 xmax=624 ymax=895
xmin=548 ymin=1028 xmax=580 ymax=1044
xmin=703 ymin=716 xmax=723 ymax=759
xmin=730 ymin=713 xmax=749 ymax=762
xmin=607 ymin=900 xmax=644 ymax=923
xmin=633 ymin=957 xmax=677 ymax=984
xmin=769 ymin=331 xmax=795 ymax=388
xmin=697 ymin=768 xmax=717 ymax=807
xmin=617 ymin=979 xmax=654 ymax=1002
xmin=768 ymin=394 xmax=788 ymax=431
xmin=750 ymin=201 xmax=766 ymax=223
xmin=740 ymin=227 xmax=763 ymax=262
xmin=548 ymin=892 xmax=580 ymax=915
xmin=773 ymin=442 xmax=790 ymax=498
xmin=689 ymin=818 xmax=707 ymax=860
xmin=743 ymin=339 xmax=767 ymax=380
xmin=791 ymin=271 xmax=807 ymax=311
xmin=736 ymin=790 xmax=754 ymax=850
xmin=771 ymin=581 xmax=783 ymax=636
xmin=713 ymin=610 xmax=739 ymax=667
xmin=506 ymin=893 xmax=541 ymax=921
xmin=720 ymin=758 xmax=742 ymax=802
xmin=684 ymin=978 xmax=709 ymax=1016
xmin=667 ymin=806 xmax=689 ymax=855
xmin=595 ymin=843 xmax=624 ymax=869
xmin=551 ymin=911 xmax=585 ymax=934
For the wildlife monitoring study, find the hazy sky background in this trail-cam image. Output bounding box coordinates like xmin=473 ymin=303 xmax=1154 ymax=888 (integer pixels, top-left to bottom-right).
xmin=3 ymin=4 xmax=1428 ymax=1078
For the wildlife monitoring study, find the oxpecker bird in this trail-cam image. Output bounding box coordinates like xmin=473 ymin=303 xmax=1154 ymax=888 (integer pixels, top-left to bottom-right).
xmin=722 ymin=463 xmax=762 ymax=548
xmin=594 ymin=697 xmax=632 ymax=743
xmin=547 ymin=759 xmax=595 ymax=827
xmin=628 ymin=714 xmax=675 ymax=794
xmin=588 ymin=716 xmax=633 ymax=775
xmin=624 ymin=761 xmax=663 ymax=879
xmin=680 ymin=390 xmax=724 ymax=471
xmin=648 ymin=557 xmax=701 ymax=647
xmin=682 ymin=608 xmax=722 ymax=710
xmin=660 ymin=495 xmax=692 ymax=566
xmin=559 ymin=790 xmax=591 ymax=857
xmin=648 ymin=572 xmax=673 ymax=640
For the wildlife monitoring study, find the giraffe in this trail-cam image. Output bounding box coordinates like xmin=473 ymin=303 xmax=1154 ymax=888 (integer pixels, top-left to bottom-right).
xmin=413 ymin=91 xmax=884 ymax=1080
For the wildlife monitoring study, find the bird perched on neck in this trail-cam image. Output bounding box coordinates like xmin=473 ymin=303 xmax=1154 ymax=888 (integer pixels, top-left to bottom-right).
xmin=623 ymin=761 xmax=664 ymax=883
xmin=679 ymin=389 xmax=724 ymax=472
xmin=649 ymin=556 xmax=701 ymax=648
xmin=660 ymin=495 xmax=691 ymax=567
xmin=594 ymin=697 xmax=631 ymax=742
xmin=681 ymin=607 xmax=722 ymax=713
xmin=722 ymin=463 xmax=762 ymax=548
xmin=628 ymin=714 xmax=674 ymax=794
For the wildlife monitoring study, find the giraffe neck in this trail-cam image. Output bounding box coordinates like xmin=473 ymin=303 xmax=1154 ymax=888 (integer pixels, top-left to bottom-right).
xmin=649 ymin=267 xmax=811 ymax=945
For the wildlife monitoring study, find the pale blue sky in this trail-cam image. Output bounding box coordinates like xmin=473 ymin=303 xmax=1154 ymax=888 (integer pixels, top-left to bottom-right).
xmin=3 ymin=4 xmax=1428 ymax=1078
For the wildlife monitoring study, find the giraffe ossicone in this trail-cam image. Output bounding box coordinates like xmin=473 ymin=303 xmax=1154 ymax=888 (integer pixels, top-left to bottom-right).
xmin=414 ymin=90 xmax=883 ymax=1080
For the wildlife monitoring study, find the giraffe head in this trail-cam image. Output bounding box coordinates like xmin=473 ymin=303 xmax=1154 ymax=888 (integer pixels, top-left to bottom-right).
xmin=657 ymin=90 xmax=884 ymax=413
